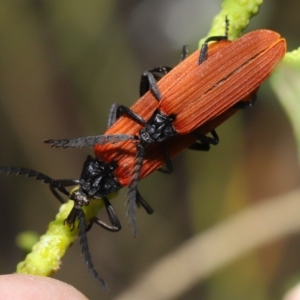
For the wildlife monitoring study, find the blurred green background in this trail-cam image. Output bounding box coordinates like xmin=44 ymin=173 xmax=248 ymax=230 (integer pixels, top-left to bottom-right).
xmin=0 ymin=1 xmax=300 ymax=299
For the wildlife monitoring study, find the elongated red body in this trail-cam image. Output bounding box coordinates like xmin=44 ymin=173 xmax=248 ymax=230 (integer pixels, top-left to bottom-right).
xmin=159 ymin=30 xmax=285 ymax=134
xmin=95 ymin=30 xmax=286 ymax=186
xmin=13 ymin=29 xmax=284 ymax=288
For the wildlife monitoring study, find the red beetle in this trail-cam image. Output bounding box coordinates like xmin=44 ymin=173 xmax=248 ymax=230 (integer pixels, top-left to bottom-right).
xmin=1 ymin=28 xmax=286 ymax=289
xmin=46 ymin=29 xmax=286 ymax=234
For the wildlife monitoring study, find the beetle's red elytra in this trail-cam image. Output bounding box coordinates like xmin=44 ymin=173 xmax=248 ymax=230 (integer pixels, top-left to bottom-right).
xmin=95 ymin=30 xmax=286 ymax=185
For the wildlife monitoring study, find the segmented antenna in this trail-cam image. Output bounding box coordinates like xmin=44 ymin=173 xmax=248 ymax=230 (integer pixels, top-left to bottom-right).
xmin=126 ymin=151 xmax=144 ymax=237
xmin=0 ymin=167 xmax=69 ymax=196
xmin=44 ymin=134 xmax=134 ymax=149
xmin=77 ymin=209 xmax=109 ymax=291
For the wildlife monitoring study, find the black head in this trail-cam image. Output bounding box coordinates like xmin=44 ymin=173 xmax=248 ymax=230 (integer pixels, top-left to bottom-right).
xmin=76 ymin=155 xmax=122 ymax=200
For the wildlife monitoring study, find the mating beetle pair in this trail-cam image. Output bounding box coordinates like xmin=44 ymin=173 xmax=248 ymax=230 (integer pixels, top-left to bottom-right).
xmin=0 ymin=25 xmax=286 ymax=289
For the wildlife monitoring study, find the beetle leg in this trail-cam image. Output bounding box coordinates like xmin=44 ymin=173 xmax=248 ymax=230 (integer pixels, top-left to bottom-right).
xmin=188 ymin=129 xmax=219 ymax=151
xmin=49 ymin=178 xmax=80 ymax=203
xmin=157 ymin=143 xmax=174 ymax=174
xmin=111 ymin=104 xmax=147 ymax=125
xmin=87 ymin=197 xmax=121 ymax=232
xmin=199 ymin=35 xmax=228 ymax=64
xmin=109 ymin=64 xmax=173 ymax=129
xmin=199 ymin=16 xmax=229 ymax=64
xmin=136 ymin=190 xmax=154 ymax=214
xmin=140 ymin=67 xmax=172 ymax=97
xmin=140 ymin=46 xmax=186 ymax=97
xmin=233 ymin=93 xmax=257 ymax=109
xmin=140 ymin=44 xmax=187 ymax=98
xmin=64 ymin=195 xmax=121 ymax=233
xmin=140 ymin=66 xmax=172 ymax=100
xmin=141 ymin=71 xmax=162 ymax=100
xmin=45 ymin=63 xmax=174 ymax=149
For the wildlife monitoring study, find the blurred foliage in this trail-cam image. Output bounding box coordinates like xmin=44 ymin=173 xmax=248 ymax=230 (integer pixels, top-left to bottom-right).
xmin=0 ymin=0 xmax=300 ymax=299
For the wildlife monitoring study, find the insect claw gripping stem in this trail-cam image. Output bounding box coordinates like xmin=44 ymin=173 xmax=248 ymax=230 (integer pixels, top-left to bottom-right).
xmin=199 ymin=16 xmax=229 ymax=64
xmin=77 ymin=209 xmax=109 ymax=291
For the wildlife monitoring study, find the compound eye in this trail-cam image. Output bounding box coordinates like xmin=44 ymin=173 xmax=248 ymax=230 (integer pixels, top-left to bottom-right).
xmin=140 ymin=131 xmax=150 ymax=142
xmin=104 ymin=183 xmax=111 ymax=190
xmin=149 ymin=126 xmax=155 ymax=134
